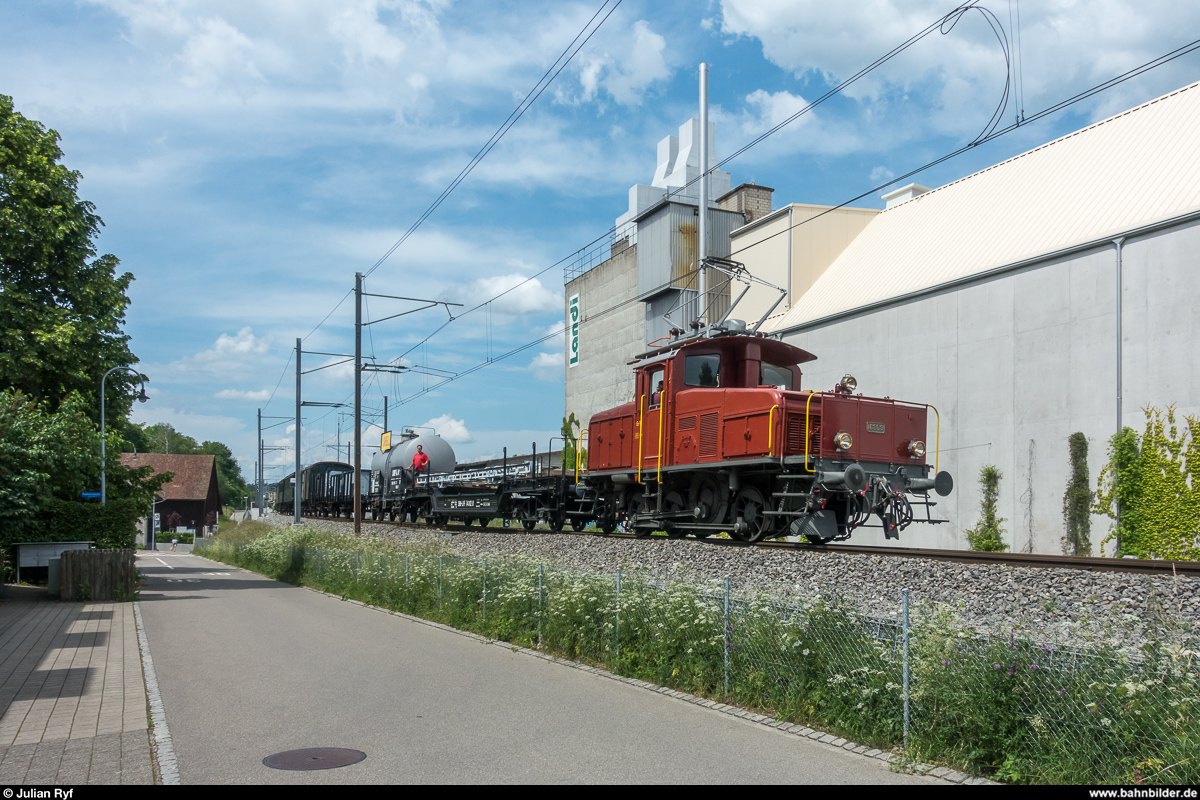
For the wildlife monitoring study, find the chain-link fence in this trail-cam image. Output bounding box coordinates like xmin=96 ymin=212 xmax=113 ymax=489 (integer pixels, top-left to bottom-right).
xmin=194 ymin=537 xmax=1199 ymax=784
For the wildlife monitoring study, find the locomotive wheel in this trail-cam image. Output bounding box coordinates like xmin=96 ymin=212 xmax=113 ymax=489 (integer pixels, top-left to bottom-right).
xmin=732 ymin=487 xmax=770 ymax=543
xmin=663 ymin=490 xmax=687 ymax=539
xmin=600 ymin=518 xmax=617 ymax=535
xmin=435 ymin=514 xmax=449 ymax=526
xmin=521 ymin=519 xmax=537 ymax=531
xmin=548 ymin=513 xmax=565 ymax=532
xmin=688 ymin=474 xmax=729 ymax=526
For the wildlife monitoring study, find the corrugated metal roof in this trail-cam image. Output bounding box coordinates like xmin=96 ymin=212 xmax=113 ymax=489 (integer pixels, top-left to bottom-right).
xmin=765 ymin=81 xmax=1200 ymax=332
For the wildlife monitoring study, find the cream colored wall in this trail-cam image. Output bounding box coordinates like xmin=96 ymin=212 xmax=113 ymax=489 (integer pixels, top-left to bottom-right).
xmin=730 ymin=204 xmax=879 ymax=326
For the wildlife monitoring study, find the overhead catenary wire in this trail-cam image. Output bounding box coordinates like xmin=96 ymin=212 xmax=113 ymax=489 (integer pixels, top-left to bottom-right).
xmin=361 ymin=0 xmax=624 ymax=281
xmin=283 ymin=13 xmax=1200 ymax=458
xmin=371 ymin=36 xmax=1200 ymax=416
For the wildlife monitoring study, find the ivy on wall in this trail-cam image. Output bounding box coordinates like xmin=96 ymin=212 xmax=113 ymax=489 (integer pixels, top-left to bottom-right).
xmin=1095 ymin=407 xmax=1200 ymax=560
xmin=966 ymin=465 xmax=1008 ymax=552
xmin=1062 ymin=432 xmax=1094 ymax=557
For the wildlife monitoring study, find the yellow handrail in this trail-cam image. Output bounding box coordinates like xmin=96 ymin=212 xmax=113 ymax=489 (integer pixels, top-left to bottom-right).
xmin=575 ymin=429 xmax=588 ymax=480
xmin=927 ymin=403 xmax=941 ymax=473
xmin=636 ymin=393 xmax=645 ymax=483
xmin=767 ymin=404 xmax=780 ymax=456
xmin=657 ymin=370 xmax=669 ymax=484
xmin=804 ymin=392 xmax=819 ymax=473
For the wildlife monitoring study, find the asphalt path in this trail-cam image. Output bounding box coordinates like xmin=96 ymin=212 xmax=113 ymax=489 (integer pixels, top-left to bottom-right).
xmin=135 ymin=552 xmax=937 ymax=784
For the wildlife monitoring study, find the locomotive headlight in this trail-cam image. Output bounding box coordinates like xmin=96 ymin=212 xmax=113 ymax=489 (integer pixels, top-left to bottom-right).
xmin=839 ymin=374 xmax=858 ymax=393
xmin=834 ymin=431 xmax=853 ymax=451
xmin=908 ymin=440 xmax=926 ymax=458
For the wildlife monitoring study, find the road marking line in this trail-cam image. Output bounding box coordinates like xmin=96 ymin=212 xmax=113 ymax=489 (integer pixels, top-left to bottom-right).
xmin=156 ymin=558 xmax=174 ymax=570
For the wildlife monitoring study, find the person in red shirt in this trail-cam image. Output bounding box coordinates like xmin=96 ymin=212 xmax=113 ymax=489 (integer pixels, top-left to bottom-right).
xmin=411 ymin=444 xmax=431 ymax=482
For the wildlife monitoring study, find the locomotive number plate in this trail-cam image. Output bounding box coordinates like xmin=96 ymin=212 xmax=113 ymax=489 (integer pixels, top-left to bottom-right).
xmin=866 ymin=422 xmax=886 ymax=434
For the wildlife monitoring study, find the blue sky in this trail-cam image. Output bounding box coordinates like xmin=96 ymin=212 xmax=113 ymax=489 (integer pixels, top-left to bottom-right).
xmin=2 ymin=0 xmax=1197 ymax=484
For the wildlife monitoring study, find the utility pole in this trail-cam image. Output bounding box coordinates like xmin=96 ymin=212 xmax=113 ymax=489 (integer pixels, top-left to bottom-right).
xmin=383 ymin=395 xmax=388 ymax=441
xmin=353 ymin=284 xmax=463 ymax=533
xmin=698 ymin=62 xmax=709 ymax=326
xmin=354 ymin=272 xmax=363 ymax=534
xmin=260 ymin=410 xmax=265 ymax=515
xmin=295 ymin=337 xmax=302 ymax=525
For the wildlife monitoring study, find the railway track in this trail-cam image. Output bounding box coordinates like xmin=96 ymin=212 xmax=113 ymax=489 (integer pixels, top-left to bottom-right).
xmin=298 ymin=514 xmax=1200 ymax=577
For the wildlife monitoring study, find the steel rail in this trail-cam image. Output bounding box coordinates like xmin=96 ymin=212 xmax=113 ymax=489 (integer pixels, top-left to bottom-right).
xmin=297 ymin=514 xmax=1199 ymax=577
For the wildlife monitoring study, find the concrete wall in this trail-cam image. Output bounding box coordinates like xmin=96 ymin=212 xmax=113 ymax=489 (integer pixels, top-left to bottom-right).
xmin=731 ymin=204 xmax=880 ymax=326
xmin=779 ymin=217 xmax=1200 ymax=554
xmin=564 ymin=244 xmax=643 ymax=429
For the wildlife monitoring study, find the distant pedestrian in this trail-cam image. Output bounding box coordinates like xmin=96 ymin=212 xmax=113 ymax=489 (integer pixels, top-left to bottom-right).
xmin=171 ymin=537 xmax=178 ymax=551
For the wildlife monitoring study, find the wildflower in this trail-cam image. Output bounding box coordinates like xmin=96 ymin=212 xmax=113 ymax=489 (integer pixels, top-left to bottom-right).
xmin=1030 ymin=664 xmax=1039 ymax=670
xmin=941 ymin=660 xmax=948 ymax=666
xmin=994 ymin=664 xmax=1002 ymax=669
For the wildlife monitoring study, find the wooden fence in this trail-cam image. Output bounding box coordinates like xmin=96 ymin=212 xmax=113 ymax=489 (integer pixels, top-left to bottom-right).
xmin=60 ymin=549 xmax=136 ymax=601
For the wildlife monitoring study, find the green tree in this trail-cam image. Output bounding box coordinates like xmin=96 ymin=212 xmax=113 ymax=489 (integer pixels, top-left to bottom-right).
xmin=965 ymin=465 xmax=1007 ymax=552
xmin=1061 ymin=432 xmax=1094 ymax=556
xmin=198 ymin=440 xmax=251 ymax=507
xmin=0 ymin=94 xmax=140 ymax=429
xmin=0 ymin=389 xmax=171 ymax=549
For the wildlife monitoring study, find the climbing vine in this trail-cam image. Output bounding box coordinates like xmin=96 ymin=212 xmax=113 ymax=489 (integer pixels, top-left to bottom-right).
xmin=1095 ymin=407 xmax=1200 ymax=560
xmin=966 ymin=465 xmax=1007 ymax=552
xmin=1061 ymin=433 xmax=1094 ymax=556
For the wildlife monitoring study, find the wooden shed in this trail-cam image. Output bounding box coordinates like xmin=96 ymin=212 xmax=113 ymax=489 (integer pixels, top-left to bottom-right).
xmin=119 ymin=453 xmax=221 ymax=533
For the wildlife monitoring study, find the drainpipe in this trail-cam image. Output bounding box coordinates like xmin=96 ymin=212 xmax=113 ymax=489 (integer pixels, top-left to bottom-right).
xmin=1114 ymin=237 xmax=1125 ymax=434
xmin=1114 ymin=236 xmax=1125 ymax=553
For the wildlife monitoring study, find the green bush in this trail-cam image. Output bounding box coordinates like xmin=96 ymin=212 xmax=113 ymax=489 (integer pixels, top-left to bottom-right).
xmin=1096 ymin=408 xmax=1200 ymax=560
xmin=1062 ymin=433 xmax=1094 ymax=556
xmin=3 ymin=499 xmax=140 ymax=557
xmin=156 ymin=531 xmax=194 ymax=544
xmin=966 ymin=466 xmax=1007 ymax=552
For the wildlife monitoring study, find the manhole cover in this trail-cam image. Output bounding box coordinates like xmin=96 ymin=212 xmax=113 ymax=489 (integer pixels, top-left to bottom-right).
xmin=263 ymin=748 xmax=367 ymax=771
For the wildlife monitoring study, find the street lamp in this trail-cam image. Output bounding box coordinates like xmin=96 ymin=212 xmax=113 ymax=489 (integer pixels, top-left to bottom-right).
xmin=101 ymin=366 xmax=149 ymax=505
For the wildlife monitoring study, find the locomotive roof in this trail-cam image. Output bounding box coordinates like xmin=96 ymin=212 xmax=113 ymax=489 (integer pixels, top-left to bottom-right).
xmin=630 ymin=330 xmax=816 ymax=367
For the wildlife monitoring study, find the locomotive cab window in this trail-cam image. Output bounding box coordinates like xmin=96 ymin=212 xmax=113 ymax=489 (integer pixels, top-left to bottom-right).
xmin=647 ymin=367 xmax=665 ymax=408
xmin=760 ymin=361 xmax=793 ymax=390
xmin=684 ymin=354 xmax=720 ymax=387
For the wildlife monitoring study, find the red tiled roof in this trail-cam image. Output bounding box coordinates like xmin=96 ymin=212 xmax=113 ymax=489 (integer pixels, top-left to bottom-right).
xmin=118 ymin=453 xmax=217 ymax=501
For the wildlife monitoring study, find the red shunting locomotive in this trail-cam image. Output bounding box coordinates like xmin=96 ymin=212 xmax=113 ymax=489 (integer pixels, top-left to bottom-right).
xmin=581 ymin=328 xmax=953 ymax=542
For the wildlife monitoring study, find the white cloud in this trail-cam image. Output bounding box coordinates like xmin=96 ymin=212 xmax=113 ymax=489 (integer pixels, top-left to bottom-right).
xmin=869 ymin=165 xmax=895 ymax=183
xmin=570 ymin=19 xmax=671 ymax=106
xmin=527 ymin=351 xmax=561 ymax=382
xmin=214 ymin=388 xmax=271 ymax=401
xmin=465 ymin=273 xmax=562 ymax=316
xmin=420 ymin=413 xmax=472 ymax=443
xmin=156 ymin=327 xmax=275 ymax=381
xmin=718 ymin=0 xmax=1200 ymax=143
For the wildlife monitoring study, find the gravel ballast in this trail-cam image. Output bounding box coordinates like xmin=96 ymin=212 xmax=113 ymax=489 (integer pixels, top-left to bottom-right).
xmin=251 ymin=513 xmax=1200 ymax=645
